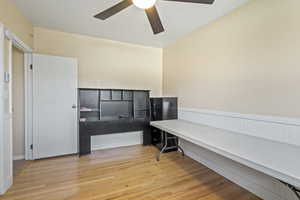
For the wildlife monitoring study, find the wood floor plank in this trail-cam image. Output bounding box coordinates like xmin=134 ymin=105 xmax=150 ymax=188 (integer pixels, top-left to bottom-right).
xmin=1 ymin=145 xmax=261 ymax=200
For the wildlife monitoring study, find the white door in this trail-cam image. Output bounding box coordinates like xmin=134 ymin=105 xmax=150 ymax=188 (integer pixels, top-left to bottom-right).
xmin=33 ymin=54 xmax=78 ymax=159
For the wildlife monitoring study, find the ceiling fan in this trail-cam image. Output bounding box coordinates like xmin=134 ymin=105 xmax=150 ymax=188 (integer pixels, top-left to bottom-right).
xmin=94 ymin=0 xmax=215 ymax=35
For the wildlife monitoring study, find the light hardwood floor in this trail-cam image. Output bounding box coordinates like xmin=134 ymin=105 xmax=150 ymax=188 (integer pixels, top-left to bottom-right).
xmin=13 ymin=160 xmax=26 ymax=176
xmin=1 ymin=145 xmax=261 ymax=200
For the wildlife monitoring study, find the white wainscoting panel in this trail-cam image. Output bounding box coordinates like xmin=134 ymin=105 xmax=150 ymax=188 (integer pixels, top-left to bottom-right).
xmin=179 ymin=108 xmax=300 ymax=147
xmin=91 ymin=131 xmax=143 ymax=151
xmin=178 ymin=108 xmax=300 ymax=200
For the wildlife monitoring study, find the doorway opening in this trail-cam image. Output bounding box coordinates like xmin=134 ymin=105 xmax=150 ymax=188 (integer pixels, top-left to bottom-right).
xmin=12 ymin=47 xmax=26 ymax=175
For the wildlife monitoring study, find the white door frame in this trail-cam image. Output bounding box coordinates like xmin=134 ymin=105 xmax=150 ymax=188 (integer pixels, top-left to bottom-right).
xmin=24 ymin=52 xmax=33 ymax=160
xmin=0 ymin=23 xmax=6 ymax=195
xmin=0 ymin=25 xmax=32 ymax=195
xmin=5 ymin=29 xmax=33 ymax=161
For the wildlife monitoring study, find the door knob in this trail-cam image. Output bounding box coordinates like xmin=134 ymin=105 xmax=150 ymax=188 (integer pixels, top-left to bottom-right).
xmin=72 ymin=105 xmax=77 ymax=109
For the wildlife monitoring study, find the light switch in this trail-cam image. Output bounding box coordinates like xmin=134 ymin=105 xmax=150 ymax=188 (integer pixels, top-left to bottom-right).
xmin=4 ymin=72 xmax=10 ymax=82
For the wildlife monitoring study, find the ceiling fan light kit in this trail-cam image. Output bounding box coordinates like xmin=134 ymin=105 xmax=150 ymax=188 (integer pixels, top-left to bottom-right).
xmin=132 ymin=0 xmax=157 ymax=9
xmin=94 ymin=0 xmax=215 ymax=35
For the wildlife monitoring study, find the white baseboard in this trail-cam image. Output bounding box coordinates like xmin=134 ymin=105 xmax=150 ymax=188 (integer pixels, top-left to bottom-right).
xmin=178 ymin=108 xmax=300 ymax=200
xmin=91 ymin=131 xmax=143 ymax=151
xmin=13 ymin=155 xmax=25 ymax=161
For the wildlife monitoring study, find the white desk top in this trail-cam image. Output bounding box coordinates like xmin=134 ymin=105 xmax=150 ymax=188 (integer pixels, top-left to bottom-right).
xmin=151 ymin=120 xmax=300 ymax=188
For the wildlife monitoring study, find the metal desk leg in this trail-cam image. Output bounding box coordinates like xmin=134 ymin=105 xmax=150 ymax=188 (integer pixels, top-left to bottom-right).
xmin=156 ymin=131 xmax=167 ymax=161
xmin=156 ymin=131 xmax=185 ymax=162
xmin=175 ymin=136 xmax=185 ymax=157
xmin=280 ymin=181 xmax=300 ymax=200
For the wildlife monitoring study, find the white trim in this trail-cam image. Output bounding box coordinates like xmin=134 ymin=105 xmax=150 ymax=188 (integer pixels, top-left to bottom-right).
xmin=13 ymin=155 xmax=25 ymax=161
xmin=5 ymin=27 xmax=33 ymax=161
xmin=24 ymin=53 xmax=33 ymax=160
xmin=180 ymin=108 xmax=300 ymax=126
xmin=7 ymin=37 xmax=13 ymax=193
xmin=0 ymin=26 xmax=33 ymax=195
xmin=0 ymin=23 xmax=5 ymax=195
xmin=4 ymin=29 xmax=32 ymax=53
xmin=0 ymin=29 xmax=13 ymax=195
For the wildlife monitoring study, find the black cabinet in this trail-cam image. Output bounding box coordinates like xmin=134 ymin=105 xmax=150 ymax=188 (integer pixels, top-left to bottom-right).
xmin=79 ymin=88 xmax=150 ymax=155
xmin=150 ymin=97 xmax=178 ymax=150
xmin=151 ymin=97 xmax=177 ymax=121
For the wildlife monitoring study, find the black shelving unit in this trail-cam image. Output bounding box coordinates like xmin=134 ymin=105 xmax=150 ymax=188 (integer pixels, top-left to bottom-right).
xmin=150 ymin=97 xmax=178 ymax=151
xmin=78 ymin=88 xmax=151 ymax=155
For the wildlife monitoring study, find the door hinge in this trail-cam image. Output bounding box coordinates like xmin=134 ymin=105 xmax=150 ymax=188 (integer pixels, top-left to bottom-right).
xmin=30 ymin=144 xmax=33 ymax=150
xmin=30 ymin=64 xmax=33 ymax=70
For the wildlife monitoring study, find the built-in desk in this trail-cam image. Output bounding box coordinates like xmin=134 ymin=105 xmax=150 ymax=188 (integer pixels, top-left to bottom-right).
xmin=151 ymin=119 xmax=300 ymax=199
xmin=78 ymin=88 xmax=151 ymax=155
xmin=79 ymin=119 xmax=150 ymax=155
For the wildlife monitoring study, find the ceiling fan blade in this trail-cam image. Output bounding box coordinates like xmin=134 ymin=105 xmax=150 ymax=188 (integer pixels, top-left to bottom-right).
xmin=145 ymin=6 xmax=164 ymax=35
xmin=94 ymin=0 xmax=133 ymax=20
xmin=162 ymin=0 xmax=215 ymax=4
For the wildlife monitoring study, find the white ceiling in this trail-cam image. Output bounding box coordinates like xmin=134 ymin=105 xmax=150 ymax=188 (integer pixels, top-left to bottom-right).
xmin=12 ymin=0 xmax=249 ymax=47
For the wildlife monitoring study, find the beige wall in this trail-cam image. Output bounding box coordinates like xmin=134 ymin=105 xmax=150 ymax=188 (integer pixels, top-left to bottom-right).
xmin=12 ymin=47 xmax=24 ymax=158
xmin=0 ymin=0 xmax=33 ymax=47
xmin=34 ymin=27 xmax=163 ymax=96
xmin=163 ymin=0 xmax=300 ymax=118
